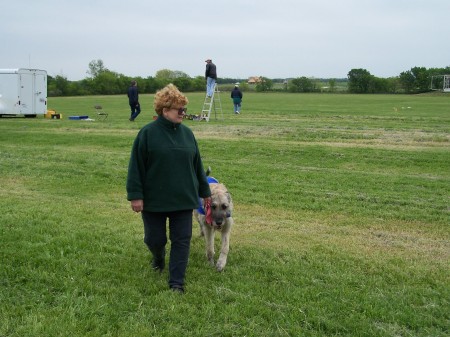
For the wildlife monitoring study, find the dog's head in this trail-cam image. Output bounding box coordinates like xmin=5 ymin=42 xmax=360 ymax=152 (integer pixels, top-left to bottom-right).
xmin=209 ymin=183 xmax=233 ymax=230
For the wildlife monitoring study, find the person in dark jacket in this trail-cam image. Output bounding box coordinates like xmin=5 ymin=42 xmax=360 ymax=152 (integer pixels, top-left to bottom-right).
xmin=127 ymin=80 xmax=141 ymax=121
xmin=205 ymin=59 xmax=217 ymax=97
xmin=230 ymin=83 xmax=243 ymax=114
xmin=126 ymin=84 xmax=211 ymax=294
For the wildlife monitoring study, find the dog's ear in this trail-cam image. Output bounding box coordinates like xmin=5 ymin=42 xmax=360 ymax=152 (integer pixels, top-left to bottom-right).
xmin=226 ymin=192 xmax=232 ymax=203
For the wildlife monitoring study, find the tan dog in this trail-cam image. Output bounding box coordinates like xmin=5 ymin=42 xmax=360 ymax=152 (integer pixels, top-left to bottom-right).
xmin=195 ymin=181 xmax=233 ymax=272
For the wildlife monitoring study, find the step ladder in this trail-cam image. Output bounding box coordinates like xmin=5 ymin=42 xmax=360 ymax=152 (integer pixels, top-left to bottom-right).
xmin=199 ymin=83 xmax=223 ymax=122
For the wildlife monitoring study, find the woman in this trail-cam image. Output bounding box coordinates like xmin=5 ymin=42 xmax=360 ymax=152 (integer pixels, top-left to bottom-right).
xmin=126 ymin=84 xmax=211 ymax=293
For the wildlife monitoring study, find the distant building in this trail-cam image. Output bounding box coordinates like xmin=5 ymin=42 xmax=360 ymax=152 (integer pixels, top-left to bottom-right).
xmin=247 ymin=76 xmax=262 ymax=84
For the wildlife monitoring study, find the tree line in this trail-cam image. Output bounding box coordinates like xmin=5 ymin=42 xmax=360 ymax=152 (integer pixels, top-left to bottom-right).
xmin=288 ymin=66 xmax=450 ymax=94
xmin=48 ymin=59 xmax=449 ymax=96
xmin=346 ymin=67 xmax=450 ymax=94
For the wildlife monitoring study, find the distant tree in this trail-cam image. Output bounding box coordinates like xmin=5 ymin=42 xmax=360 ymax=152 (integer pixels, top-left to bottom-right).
xmin=367 ymin=77 xmax=391 ymax=93
xmin=410 ymin=67 xmax=430 ymax=92
xmin=399 ymin=70 xmax=415 ymax=93
xmin=155 ymin=69 xmax=189 ymax=80
xmin=398 ymin=67 xmax=430 ymax=93
xmin=47 ymin=75 xmax=56 ymax=96
xmin=192 ymin=76 xmax=206 ymax=91
xmin=87 ymin=59 xmax=107 ymax=78
xmin=255 ymin=77 xmax=273 ymax=92
xmin=347 ymin=68 xmax=373 ymax=93
xmin=172 ymin=70 xmax=190 ymax=79
xmin=141 ymin=76 xmax=159 ymax=93
xmin=289 ymin=77 xmax=315 ymax=92
xmin=153 ymin=69 xmax=192 ymax=91
xmin=239 ymin=82 xmax=249 ymax=92
xmin=54 ymin=75 xmax=70 ymax=96
xmin=155 ymin=69 xmax=173 ymax=80
xmin=173 ymin=77 xmax=191 ymax=91
xmin=69 ymin=79 xmax=91 ymax=96
xmin=328 ymin=79 xmax=336 ymax=92
xmin=385 ymin=77 xmax=401 ymax=94
xmin=91 ymin=70 xmax=124 ymax=95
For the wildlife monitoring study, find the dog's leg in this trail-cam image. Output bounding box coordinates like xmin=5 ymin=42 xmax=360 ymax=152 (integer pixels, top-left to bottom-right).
xmin=194 ymin=211 xmax=205 ymax=237
xmin=216 ymin=220 xmax=232 ymax=272
xmin=203 ymin=225 xmax=215 ymax=266
xmin=199 ymin=222 xmax=205 ymax=237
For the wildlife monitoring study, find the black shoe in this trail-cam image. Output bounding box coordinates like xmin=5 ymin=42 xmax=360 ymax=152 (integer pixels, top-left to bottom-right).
xmin=170 ymin=285 xmax=184 ymax=294
xmin=151 ymin=259 xmax=165 ymax=272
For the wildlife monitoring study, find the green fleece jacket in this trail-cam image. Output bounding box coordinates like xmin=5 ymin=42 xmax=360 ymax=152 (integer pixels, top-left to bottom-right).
xmin=126 ymin=116 xmax=211 ymax=212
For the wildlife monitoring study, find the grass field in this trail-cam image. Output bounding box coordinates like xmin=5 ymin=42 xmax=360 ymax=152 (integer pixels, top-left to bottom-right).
xmin=1 ymin=92 xmax=449 ymax=336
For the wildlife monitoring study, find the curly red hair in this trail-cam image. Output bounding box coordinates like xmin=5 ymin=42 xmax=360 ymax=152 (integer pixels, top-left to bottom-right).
xmin=154 ymin=84 xmax=189 ymax=116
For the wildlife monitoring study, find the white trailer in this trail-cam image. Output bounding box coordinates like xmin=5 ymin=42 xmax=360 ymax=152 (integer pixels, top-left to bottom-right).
xmin=0 ymin=68 xmax=47 ymax=117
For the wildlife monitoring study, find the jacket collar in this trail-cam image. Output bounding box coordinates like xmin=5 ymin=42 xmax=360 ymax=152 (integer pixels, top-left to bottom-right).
xmin=156 ymin=115 xmax=181 ymax=130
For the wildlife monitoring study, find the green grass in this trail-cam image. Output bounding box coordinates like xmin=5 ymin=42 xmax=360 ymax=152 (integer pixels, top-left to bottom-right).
xmin=1 ymin=92 xmax=449 ymax=336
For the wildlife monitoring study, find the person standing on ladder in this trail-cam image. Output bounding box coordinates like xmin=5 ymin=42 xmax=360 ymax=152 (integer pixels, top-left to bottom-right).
xmin=205 ymin=59 xmax=217 ymax=97
xmin=230 ymin=83 xmax=243 ymax=114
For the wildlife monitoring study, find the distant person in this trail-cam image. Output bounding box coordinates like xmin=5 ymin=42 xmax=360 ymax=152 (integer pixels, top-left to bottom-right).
xmin=126 ymin=83 xmax=212 ymax=294
xmin=230 ymin=83 xmax=243 ymax=114
xmin=205 ymin=59 xmax=217 ymax=97
xmin=127 ymin=80 xmax=141 ymax=121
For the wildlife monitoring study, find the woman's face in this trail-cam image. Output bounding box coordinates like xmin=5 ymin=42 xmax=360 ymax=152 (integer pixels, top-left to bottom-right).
xmin=162 ymin=105 xmax=187 ymax=123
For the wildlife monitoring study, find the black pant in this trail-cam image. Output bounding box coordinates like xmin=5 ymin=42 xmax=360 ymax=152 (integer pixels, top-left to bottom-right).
xmin=141 ymin=210 xmax=193 ymax=288
xmin=129 ymin=102 xmax=141 ymax=120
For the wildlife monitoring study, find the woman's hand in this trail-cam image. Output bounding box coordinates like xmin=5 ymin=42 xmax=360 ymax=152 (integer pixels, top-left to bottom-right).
xmin=130 ymin=199 xmax=144 ymax=213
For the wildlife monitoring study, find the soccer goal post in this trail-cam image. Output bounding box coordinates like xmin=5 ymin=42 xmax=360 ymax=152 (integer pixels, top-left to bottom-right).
xmin=430 ymin=74 xmax=450 ymax=92
xmin=444 ymin=75 xmax=450 ymax=92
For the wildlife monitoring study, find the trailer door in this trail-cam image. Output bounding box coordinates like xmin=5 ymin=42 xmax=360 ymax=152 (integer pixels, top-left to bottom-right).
xmin=33 ymin=71 xmax=47 ymax=115
xmin=0 ymin=73 xmax=20 ymax=115
xmin=18 ymin=72 xmax=34 ymax=115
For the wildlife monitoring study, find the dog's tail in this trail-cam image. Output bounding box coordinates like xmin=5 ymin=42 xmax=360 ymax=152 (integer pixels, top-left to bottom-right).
xmin=205 ymin=166 xmax=211 ymax=177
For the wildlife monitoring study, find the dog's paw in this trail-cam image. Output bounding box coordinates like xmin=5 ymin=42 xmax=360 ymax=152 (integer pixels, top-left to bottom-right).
xmin=206 ymin=253 xmax=215 ymax=267
xmin=216 ymin=261 xmax=226 ymax=272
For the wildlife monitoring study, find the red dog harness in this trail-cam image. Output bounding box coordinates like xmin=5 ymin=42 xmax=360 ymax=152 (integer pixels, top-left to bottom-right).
xmin=198 ymin=176 xmax=218 ymax=225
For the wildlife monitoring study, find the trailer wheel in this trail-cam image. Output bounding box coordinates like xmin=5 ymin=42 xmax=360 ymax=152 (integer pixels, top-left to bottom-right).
xmin=24 ymin=114 xmax=37 ymax=118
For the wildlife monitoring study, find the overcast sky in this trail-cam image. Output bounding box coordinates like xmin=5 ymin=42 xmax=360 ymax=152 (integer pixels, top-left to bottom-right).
xmin=1 ymin=0 xmax=448 ymax=81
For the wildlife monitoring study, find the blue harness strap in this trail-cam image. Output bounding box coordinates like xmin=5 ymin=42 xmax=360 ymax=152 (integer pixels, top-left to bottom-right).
xmin=207 ymin=176 xmax=219 ymax=184
xmin=198 ymin=177 xmax=219 ymax=215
